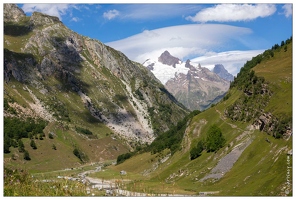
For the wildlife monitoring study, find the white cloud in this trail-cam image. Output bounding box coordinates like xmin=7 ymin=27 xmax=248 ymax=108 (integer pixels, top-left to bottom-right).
xmin=107 ymin=24 xmax=253 ymax=63
xmin=186 ymin=4 xmax=276 ymax=22
xmin=191 ymin=50 xmax=265 ymax=75
xmin=21 ymin=4 xmax=72 ymax=20
xmin=71 ymin=17 xmax=80 ymax=22
xmin=103 ymin=9 xmax=120 ymax=20
xmin=282 ymin=4 xmax=292 ymax=18
xmin=106 ymin=24 xmax=265 ymax=76
xmin=119 ymin=4 xmax=201 ymax=20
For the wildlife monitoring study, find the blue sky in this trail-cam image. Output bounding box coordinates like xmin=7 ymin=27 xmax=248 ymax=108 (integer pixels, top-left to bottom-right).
xmin=13 ymin=2 xmax=293 ymax=75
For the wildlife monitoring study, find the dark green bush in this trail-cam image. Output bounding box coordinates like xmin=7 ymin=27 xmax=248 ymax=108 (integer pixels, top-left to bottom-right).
xmin=205 ymin=125 xmax=225 ymax=152
xmin=190 ymin=140 xmax=204 ymax=160
xmin=75 ymin=127 xmax=93 ymax=135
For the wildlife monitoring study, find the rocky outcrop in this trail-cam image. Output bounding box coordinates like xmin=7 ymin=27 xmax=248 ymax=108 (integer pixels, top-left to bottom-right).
xmin=146 ymin=63 xmax=155 ymax=71
xmin=4 ymin=4 xmax=26 ymax=22
xmin=252 ymin=112 xmax=292 ymax=139
xmin=29 ymin=12 xmax=61 ymax=27
xmin=185 ymin=59 xmax=201 ymax=71
xmin=158 ymin=50 xmax=180 ymax=68
xmin=252 ymin=112 xmax=276 ymax=132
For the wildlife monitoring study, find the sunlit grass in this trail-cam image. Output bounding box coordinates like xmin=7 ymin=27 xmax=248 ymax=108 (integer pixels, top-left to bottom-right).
xmin=4 ymin=168 xmax=88 ymax=196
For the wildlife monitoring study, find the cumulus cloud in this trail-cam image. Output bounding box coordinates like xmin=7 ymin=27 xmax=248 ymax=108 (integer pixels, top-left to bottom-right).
xmin=186 ymin=4 xmax=276 ymax=22
xmin=107 ymin=24 xmax=253 ymax=63
xmin=21 ymin=4 xmax=72 ymax=20
xmin=282 ymin=4 xmax=292 ymax=17
xmin=103 ymin=9 xmax=120 ymax=20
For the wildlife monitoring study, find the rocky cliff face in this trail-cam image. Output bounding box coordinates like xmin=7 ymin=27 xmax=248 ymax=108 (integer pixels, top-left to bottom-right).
xmin=158 ymin=50 xmax=180 ymax=68
xmin=4 ymin=4 xmax=188 ymax=145
xmin=4 ymin=4 xmax=26 ymax=22
xmin=213 ymin=64 xmax=234 ymax=82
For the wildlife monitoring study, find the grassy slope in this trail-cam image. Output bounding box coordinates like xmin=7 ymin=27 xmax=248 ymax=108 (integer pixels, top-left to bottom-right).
xmin=93 ymin=43 xmax=293 ymax=196
xmin=3 ymin=79 xmax=130 ymax=173
xmin=3 ymin=21 xmax=134 ymax=172
xmin=253 ymin=43 xmax=292 ymax=118
xmin=4 ymin=17 xmax=188 ymax=174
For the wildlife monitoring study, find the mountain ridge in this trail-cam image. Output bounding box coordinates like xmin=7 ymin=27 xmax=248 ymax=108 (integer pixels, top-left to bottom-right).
xmin=3 ymin=3 xmax=188 ymax=171
xmin=143 ymin=50 xmax=230 ymax=110
xmin=213 ymin=64 xmax=234 ymax=82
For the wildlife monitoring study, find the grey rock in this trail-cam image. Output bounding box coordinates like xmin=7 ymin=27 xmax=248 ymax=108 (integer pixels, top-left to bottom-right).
xmin=158 ymin=50 xmax=180 ymax=68
xmin=213 ymin=64 xmax=234 ymax=82
xmin=4 ymin=4 xmax=26 ymax=22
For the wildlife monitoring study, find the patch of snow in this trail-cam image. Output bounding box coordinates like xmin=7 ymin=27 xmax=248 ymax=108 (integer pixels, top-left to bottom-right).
xmin=143 ymin=60 xmax=190 ymax=84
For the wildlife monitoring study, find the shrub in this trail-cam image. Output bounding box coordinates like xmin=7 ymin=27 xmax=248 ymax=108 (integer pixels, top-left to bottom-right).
xmin=30 ymin=139 xmax=37 ymax=149
xmin=73 ymin=147 xmax=88 ymax=163
xmin=116 ymin=152 xmax=133 ymax=165
xmin=75 ymin=127 xmax=93 ymax=135
xmin=190 ymin=140 xmax=204 ymax=160
xmin=23 ymin=150 xmax=31 ymax=160
xmin=48 ymin=132 xmax=54 ymax=139
xmin=205 ymin=125 xmax=225 ymax=152
xmin=18 ymin=139 xmax=25 ymax=153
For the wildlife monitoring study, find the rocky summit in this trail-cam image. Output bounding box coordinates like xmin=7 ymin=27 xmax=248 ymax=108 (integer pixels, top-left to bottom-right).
xmin=158 ymin=50 xmax=181 ymax=68
xmin=213 ymin=64 xmax=234 ymax=82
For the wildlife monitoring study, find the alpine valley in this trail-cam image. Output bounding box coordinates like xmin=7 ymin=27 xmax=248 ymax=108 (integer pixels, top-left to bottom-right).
xmin=3 ymin=4 xmax=292 ymax=197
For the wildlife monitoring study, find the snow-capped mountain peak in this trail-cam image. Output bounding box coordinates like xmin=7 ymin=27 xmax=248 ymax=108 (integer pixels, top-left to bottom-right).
xmin=143 ymin=50 xmax=190 ymax=84
xmin=143 ymin=50 xmax=230 ymax=111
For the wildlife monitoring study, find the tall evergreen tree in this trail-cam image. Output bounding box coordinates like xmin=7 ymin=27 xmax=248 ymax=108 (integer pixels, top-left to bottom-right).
xmin=18 ymin=139 xmax=25 ymax=153
xmin=30 ymin=139 xmax=37 ymax=149
xmin=23 ymin=150 xmax=31 ymax=160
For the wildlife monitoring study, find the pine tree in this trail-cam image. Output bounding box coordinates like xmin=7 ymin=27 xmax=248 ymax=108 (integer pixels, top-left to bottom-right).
xmin=23 ymin=150 xmax=31 ymax=160
xmin=30 ymin=139 xmax=37 ymax=149
xmin=18 ymin=139 xmax=25 ymax=153
xmin=190 ymin=140 xmax=204 ymax=160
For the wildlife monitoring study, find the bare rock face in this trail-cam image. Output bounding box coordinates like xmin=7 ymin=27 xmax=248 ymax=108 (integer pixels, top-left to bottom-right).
xmin=30 ymin=11 xmax=61 ymax=27
xmin=3 ymin=4 xmax=26 ymax=22
xmin=185 ymin=59 xmax=200 ymax=71
xmin=158 ymin=50 xmax=180 ymax=68
xmin=213 ymin=64 xmax=234 ymax=82
xmin=4 ymin=4 xmax=188 ymax=145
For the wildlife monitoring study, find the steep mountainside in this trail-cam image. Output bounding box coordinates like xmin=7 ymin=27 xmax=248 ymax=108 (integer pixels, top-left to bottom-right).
xmin=3 ymin=4 xmax=188 ymax=171
xmin=143 ymin=51 xmax=230 ymax=111
xmin=109 ymin=39 xmax=292 ymax=196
